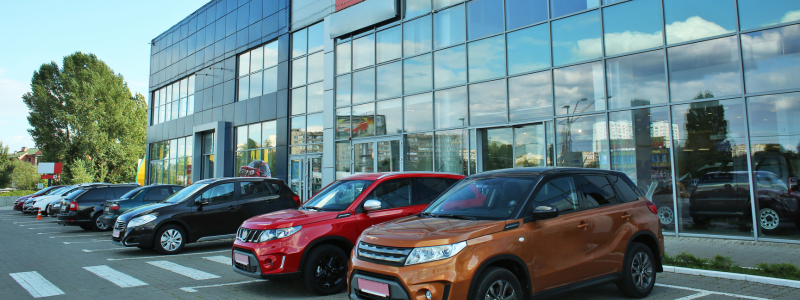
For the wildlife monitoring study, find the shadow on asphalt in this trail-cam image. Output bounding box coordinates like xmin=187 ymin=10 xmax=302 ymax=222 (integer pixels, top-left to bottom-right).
xmin=102 ymin=240 xmax=235 ymax=258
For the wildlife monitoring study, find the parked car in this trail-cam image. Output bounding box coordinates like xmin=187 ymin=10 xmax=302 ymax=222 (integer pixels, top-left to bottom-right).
xmin=57 ymin=184 xmax=139 ymax=231
xmin=112 ymin=177 xmax=299 ymax=254
xmin=239 ymin=160 xmax=272 ymax=178
xmin=231 ymin=172 xmax=464 ymax=295
xmin=13 ymin=185 xmax=63 ymax=212
xmin=348 ymin=168 xmax=664 ymax=300
xmin=24 ymin=186 xmax=78 ymax=214
xmin=97 ymin=185 xmax=184 ymax=230
xmin=34 ymin=186 xmax=82 ymax=216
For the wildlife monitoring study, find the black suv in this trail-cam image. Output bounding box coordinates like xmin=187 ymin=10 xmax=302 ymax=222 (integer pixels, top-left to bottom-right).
xmin=113 ymin=177 xmax=300 ymax=254
xmin=98 ymin=185 xmax=184 ymax=230
xmin=57 ymin=184 xmax=140 ymax=231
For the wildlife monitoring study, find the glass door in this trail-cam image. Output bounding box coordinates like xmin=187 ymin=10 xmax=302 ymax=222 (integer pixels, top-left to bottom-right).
xmin=350 ymin=137 xmax=403 ymax=175
xmin=478 ymin=123 xmax=549 ymax=172
xmin=289 ymin=154 xmax=323 ymax=202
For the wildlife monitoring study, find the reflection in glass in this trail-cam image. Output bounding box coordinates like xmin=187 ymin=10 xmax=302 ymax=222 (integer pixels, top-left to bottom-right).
xmin=249 ymin=71 xmax=262 ymax=98
xmin=307 ymin=113 xmax=324 ymax=144
xmin=377 ymin=62 xmax=402 ymax=99
xmin=556 ymin=113 xmax=608 ymax=169
xmin=468 ymin=35 xmax=505 ymax=82
xmin=739 ymin=0 xmax=800 ymax=31
xmin=337 ymin=42 xmax=351 ymax=75
xmin=248 ymin=123 xmax=261 ymax=149
xmin=551 ymin=0 xmax=599 ymax=18
xmin=263 ymin=67 xmax=278 ymax=94
xmin=353 ymin=35 xmax=376 ymax=70
xmin=506 ymin=0 xmax=547 ymax=30
xmin=265 ymin=41 xmax=279 ymax=68
xmin=291 ymin=87 xmax=306 ymax=115
xmin=515 ymin=124 xmax=546 ymax=167
xmin=434 ymin=45 xmax=467 ymax=88
xmin=435 ymin=86 xmax=468 ymax=129
xmin=336 ymin=141 xmax=351 ymax=179
xmin=291 ymin=146 xmax=306 ymax=155
xmin=307 ymin=52 xmax=324 ymax=83
xmin=466 ymin=0 xmax=504 ymax=40
xmin=291 ymin=115 xmax=306 ymax=145
xmin=552 ymin=10 xmax=602 ymax=66
xmin=668 ymin=36 xmax=742 ymax=101
xmin=236 ymin=126 xmax=247 ymax=151
xmin=406 ymin=0 xmax=432 ymax=20
xmin=292 ymin=57 xmax=307 ymax=88
xmin=377 ymin=140 xmax=402 ymax=172
xmin=352 ymin=69 xmax=376 ymax=104
xmin=664 ymin=0 xmax=736 ymax=45
xmin=406 ymin=132 xmax=434 ymax=171
xmin=482 ymin=127 xmax=513 ymax=171
xmin=434 ymin=5 xmax=465 ymax=49
xmin=748 ymin=92 xmax=800 ymax=239
xmin=336 ymin=108 xmax=351 ymax=139
xmin=603 ymin=0 xmax=663 ymax=56
xmin=239 ymin=52 xmax=250 ymax=76
xmin=377 ymin=98 xmax=403 ymax=135
xmin=546 ymin=121 xmax=555 ymax=166
xmin=405 ymin=93 xmax=434 ymax=132
xmin=404 ymin=15 xmax=432 ymax=56
xmin=434 ymin=0 xmax=465 ymax=10
xmin=509 ymin=71 xmax=553 ymax=121
xmin=606 ymin=50 xmax=667 ymax=109
xmin=742 ymin=24 xmax=800 ymax=94
xmin=308 ymin=22 xmax=325 ymax=53
xmin=404 ymin=54 xmax=433 ymax=94
xmin=469 ymin=79 xmax=507 ymax=125
xmin=554 ymin=62 xmax=605 ymax=115
xmin=352 ymin=103 xmax=375 ymax=138
xmin=673 ymin=99 xmax=751 ymax=237
xmin=263 ymin=121 xmax=277 ymax=147
xmin=336 ymin=74 xmax=351 ymax=107
xmin=292 ymin=28 xmax=307 ymax=58
xmin=507 ymin=24 xmax=550 ymax=75
xmin=307 ymin=82 xmax=324 ymax=113
xmin=436 ymin=129 xmax=468 ymax=174
xmin=238 ymin=75 xmax=249 ymax=100
xmin=250 ymin=46 xmax=263 ymax=72
xmin=377 ymin=26 xmax=402 ymax=63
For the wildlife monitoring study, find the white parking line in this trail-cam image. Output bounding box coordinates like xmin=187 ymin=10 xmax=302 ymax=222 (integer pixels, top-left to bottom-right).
xmin=28 ymin=227 xmax=61 ymax=230
xmin=655 ymin=283 xmax=771 ymax=300
xmin=82 ymin=248 xmax=130 ymax=253
xmin=180 ymin=280 xmax=266 ymax=292
xmin=50 ymin=234 xmax=107 ymax=238
xmin=146 ymin=261 xmax=220 ymax=280
xmin=14 ymin=221 xmax=50 ymax=224
xmin=673 ymin=292 xmax=713 ymax=300
xmin=9 ymin=271 xmax=65 ymax=298
xmin=107 ymin=250 xmax=229 ymax=261
xmin=202 ymin=256 xmax=231 ymax=265
xmin=83 ymin=265 xmax=148 ymax=288
xmin=63 ymin=240 xmax=107 ymax=244
xmin=19 ymin=223 xmax=57 ymax=227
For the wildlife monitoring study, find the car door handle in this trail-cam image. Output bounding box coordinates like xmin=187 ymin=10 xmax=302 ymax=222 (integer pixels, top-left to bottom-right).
xmin=622 ymin=213 xmax=633 ymax=220
xmin=578 ymin=222 xmax=590 ymax=230
xmin=228 ymin=206 xmax=236 ymax=211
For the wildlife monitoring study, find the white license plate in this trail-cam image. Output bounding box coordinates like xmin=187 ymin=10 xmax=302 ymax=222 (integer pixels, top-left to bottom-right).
xmin=234 ymin=253 xmax=249 ymax=265
xmin=112 ymin=229 xmax=120 ymax=238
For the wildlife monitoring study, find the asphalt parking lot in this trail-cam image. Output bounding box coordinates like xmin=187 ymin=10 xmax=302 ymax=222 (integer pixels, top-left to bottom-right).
xmin=2 ymin=210 xmax=800 ymax=300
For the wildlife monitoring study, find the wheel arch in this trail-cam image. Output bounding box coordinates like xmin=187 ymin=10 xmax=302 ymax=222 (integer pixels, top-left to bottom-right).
xmin=627 ymin=230 xmax=663 ymax=272
xmin=467 ymin=254 xmax=532 ymax=300
xmin=298 ymin=235 xmax=354 ymax=272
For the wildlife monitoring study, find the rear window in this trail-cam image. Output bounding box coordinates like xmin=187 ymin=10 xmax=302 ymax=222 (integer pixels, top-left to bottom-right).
xmin=610 ymin=175 xmax=640 ymax=202
xmin=579 ymin=175 xmax=617 ymax=207
xmin=79 ymin=189 xmax=108 ymax=201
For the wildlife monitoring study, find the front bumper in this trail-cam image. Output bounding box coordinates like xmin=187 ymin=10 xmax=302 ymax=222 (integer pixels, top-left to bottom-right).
xmin=112 ymin=229 xmax=154 ymax=248
xmin=57 ymin=214 xmax=91 ymax=226
xmin=99 ymin=214 xmax=119 ymax=229
xmin=231 ymin=234 xmax=306 ymax=280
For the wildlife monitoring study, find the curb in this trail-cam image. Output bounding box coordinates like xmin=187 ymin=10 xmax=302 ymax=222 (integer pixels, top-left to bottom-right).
xmin=664 ymin=265 xmax=800 ymax=289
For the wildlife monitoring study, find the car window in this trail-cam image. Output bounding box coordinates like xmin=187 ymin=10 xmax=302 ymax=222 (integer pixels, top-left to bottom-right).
xmin=369 ymin=178 xmax=412 ymax=209
xmin=302 ymin=180 xmax=373 ymax=211
xmin=530 ymin=176 xmax=578 ymax=214
xmin=112 ymin=187 xmax=135 ymax=199
xmin=579 ymin=175 xmax=618 ymax=208
xmin=240 ymin=181 xmax=274 ymax=199
xmin=200 ymin=183 xmax=236 ymax=204
xmin=171 ymin=186 xmax=184 ymax=193
xmin=78 ymin=189 xmax=107 ymax=202
xmin=146 ymin=187 xmax=174 ymax=201
xmin=609 ymin=175 xmax=639 ymax=203
xmin=426 ymin=177 xmax=536 ymax=220
xmin=271 ymin=183 xmax=282 ymax=193
xmin=413 ymin=178 xmax=455 ymax=205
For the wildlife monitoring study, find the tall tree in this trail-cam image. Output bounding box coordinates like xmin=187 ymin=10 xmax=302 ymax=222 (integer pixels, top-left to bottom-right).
xmin=10 ymin=160 xmax=43 ymax=190
xmin=0 ymin=142 xmax=13 ymax=187
xmin=22 ymin=52 xmax=147 ymax=183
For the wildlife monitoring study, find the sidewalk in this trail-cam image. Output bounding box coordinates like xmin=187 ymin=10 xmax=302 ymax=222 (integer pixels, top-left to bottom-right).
xmin=665 ymin=236 xmax=800 ymax=267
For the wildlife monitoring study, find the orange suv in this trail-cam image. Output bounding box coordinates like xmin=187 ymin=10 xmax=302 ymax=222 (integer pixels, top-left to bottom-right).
xmin=348 ymin=168 xmax=664 ymax=300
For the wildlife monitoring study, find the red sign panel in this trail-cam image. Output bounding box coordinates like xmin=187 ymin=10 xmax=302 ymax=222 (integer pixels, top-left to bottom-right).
xmin=336 ymin=0 xmax=366 ymax=11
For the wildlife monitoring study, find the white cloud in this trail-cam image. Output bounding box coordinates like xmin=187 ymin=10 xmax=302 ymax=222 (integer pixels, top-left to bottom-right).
xmin=666 ymin=16 xmax=732 ymax=45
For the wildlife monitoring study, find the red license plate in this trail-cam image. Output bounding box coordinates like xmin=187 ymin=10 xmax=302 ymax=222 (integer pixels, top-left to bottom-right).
xmin=234 ymin=253 xmax=249 ymax=265
xmin=112 ymin=229 xmax=120 ymax=238
xmin=358 ymin=278 xmax=389 ymax=297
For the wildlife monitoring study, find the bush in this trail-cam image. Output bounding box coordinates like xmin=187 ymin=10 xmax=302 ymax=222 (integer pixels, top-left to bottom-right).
xmin=0 ymin=190 xmax=39 ymax=197
xmin=665 ymin=252 xmax=800 ymax=281
xmin=11 ymin=160 xmax=45 ymax=190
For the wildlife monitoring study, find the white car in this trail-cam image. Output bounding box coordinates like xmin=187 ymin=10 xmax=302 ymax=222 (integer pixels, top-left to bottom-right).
xmin=32 ymin=186 xmax=79 ymax=215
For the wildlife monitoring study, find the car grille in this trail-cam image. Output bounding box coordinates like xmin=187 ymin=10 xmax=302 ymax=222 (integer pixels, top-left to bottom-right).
xmin=114 ymin=220 xmax=126 ymax=231
xmin=236 ymin=227 xmax=264 ymax=243
xmin=357 ymin=242 xmax=412 ymax=265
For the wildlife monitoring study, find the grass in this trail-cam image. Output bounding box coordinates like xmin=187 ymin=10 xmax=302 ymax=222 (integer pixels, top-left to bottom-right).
xmin=0 ymin=190 xmax=38 ymax=197
xmin=664 ymin=252 xmax=800 ymax=281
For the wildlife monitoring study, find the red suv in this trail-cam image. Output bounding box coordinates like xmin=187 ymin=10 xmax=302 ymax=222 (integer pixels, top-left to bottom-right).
xmin=232 ymin=172 xmax=464 ymax=295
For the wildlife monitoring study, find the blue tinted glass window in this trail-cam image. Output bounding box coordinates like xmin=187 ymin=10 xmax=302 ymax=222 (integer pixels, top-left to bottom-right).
xmin=509 ymin=71 xmax=553 ymax=121
xmin=434 ymin=0 xmax=465 ymax=10
xmin=467 ymin=0 xmax=504 ymax=40
xmin=551 ymin=0 xmax=599 ymax=19
xmin=507 ymin=24 xmax=550 ymax=75
xmin=434 ymin=5 xmax=466 ymax=49
xmin=664 ymin=0 xmax=736 ymax=45
xmin=434 ymin=87 xmax=468 ymax=129
xmin=668 ymin=36 xmax=742 ymax=101
xmin=336 ymin=74 xmax=351 ymax=107
xmin=739 ymin=0 xmax=800 ymax=30
xmin=404 ymin=15 xmax=432 ymax=56
xmin=506 ymin=0 xmax=548 ymax=30
xmin=352 ymin=69 xmax=376 ymax=104
xmin=292 ymin=28 xmax=307 ymax=58
xmin=407 ymin=0 xmax=432 ymax=20
xmin=404 ymin=93 xmax=434 ymax=132
xmin=469 ymin=79 xmax=507 ymax=125
xmin=742 ymin=24 xmax=800 ymax=94
xmin=308 ymin=22 xmax=325 ymax=53
xmin=404 ymin=54 xmax=433 ymax=94
xmin=377 ymin=62 xmax=403 ymax=99
xmin=603 ymin=0 xmax=663 ymax=56
xmin=606 ymin=50 xmax=667 ymax=109
xmin=552 ymin=10 xmax=602 ymax=66
xmin=434 ymin=45 xmax=467 ymax=88
xmin=468 ymin=35 xmax=506 ymax=82
xmin=554 ymin=61 xmax=605 ymax=115
xmin=377 ymin=26 xmax=402 ymax=63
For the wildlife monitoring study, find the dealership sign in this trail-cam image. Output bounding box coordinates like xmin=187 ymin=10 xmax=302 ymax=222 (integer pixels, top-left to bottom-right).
xmin=330 ymin=0 xmax=398 ymax=38
xmin=335 ymin=0 xmax=366 ymax=11
xmin=37 ymin=162 xmax=63 ymax=174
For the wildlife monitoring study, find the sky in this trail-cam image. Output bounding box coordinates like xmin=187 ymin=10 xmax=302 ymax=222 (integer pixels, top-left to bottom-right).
xmin=0 ymin=0 xmax=209 ymax=153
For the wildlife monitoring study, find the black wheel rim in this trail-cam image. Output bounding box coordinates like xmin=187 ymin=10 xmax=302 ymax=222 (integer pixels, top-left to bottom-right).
xmin=313 ymin=253 xmax=345 ymax=290
xmin=484 ymin=279 xmax=517 ymax=300
xmin=631 ymin=252 xmax=653 ymax=290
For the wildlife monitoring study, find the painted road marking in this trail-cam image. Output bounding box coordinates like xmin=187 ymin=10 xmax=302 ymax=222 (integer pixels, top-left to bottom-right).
xmin=146 ymin=261 xmax=220 ymax=280
xmin=180 ymin=280 xmax=266 ymax=292
xmin=673 ymin=292 xmax=713 ymax=300
xmin=28 ymin=227 xmax=62 ymax=230
xmin=19 ymin=223 xmax=57 ymax=227
xmin=14 ymin=221 xmax=51 ymax=224
xmin=63 ymin=240 xmax=108 ymax=244
xmin=83 ymin=265 xmax=148 ymax=288
xmin=107 ymin=250 xmax=228 ymax=261
xmin=82 ymin=248 xmax=130 ymax=253
xmin=9 ymin=271 xmax=65 ymax=298
xmin=656 ymin=283 xmax=770 ymax=300
xmin=202 ymin=256 xmax=231 ymax=265
xmin=50 ymin=234 xmax=107 ymax=238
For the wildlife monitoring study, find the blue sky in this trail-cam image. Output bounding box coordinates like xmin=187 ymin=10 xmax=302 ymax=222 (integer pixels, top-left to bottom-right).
xmin=0 ymin=0 xmax=208 ymax=153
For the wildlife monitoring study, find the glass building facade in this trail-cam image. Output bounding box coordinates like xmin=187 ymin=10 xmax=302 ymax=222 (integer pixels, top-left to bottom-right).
xmin=147 ymin=0 xmax=800 ymax=243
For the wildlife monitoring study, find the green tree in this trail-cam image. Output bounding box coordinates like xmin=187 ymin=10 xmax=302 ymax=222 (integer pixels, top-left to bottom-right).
xmin=0 ymin=142 xmax=13 ymax=188
xmin=23 ymin=52 xmax=147 ymax=183
xmin=11 ymin=160 xmax=44 ymax=190
xmin=69 ymin=159 xmax=96 ymax=184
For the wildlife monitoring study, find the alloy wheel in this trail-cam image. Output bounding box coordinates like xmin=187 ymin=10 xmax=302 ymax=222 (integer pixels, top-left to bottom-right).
xmin=160 ymin=229 xmax=183 ymax=251
xmin=95 ymin=218 xmax=108 ymax=230
xmin=759 ymin=208 xmax=780 ymax=230
xmin=631 ymin=252 xmax=653 ymax=290
xmin=484 ymin=279 xmax=517 ymax=300
xmin=313 ymin=254 xmax=345 ymax=289
xmin=658 ymin=206 xmax=674 ymax=225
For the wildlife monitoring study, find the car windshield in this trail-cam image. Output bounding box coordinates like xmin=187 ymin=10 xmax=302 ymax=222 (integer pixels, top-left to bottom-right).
xmin=301 ymin=180 xmax=373 ymax=211
xmin=120 ymin=187 xmax=147 ymax=199
xmin=163 ymin=183 xmax=207 ymax=203
xmin=58 ymin=187 xmax=80 ymax=196
xmin=45 ymin=187 xmax=67 ymax=195
xmin=423 ymin=177 xmax=538 ymax=220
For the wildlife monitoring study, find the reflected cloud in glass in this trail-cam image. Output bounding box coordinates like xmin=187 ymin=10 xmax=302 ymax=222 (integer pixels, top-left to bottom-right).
xmin=405 ymin=93 xmax=434 ymax=132
xmin=435 ymin=86 xmax=468 ymax=129
xmin=404 ymin=15 xmax=432 ymax=56
xmin=739 ymin=0 xmax=800 ymax=30
xmin=467 ymin=0 xmax=504 ymax=40
xmin=552 ymin=10 xmax=602 ymax=66
xmin=742 ymin=24 xmax=800 ymax=94
xmin=668 ymin=36 xmax=742 ymax=101
xmin=506 ymin=0 xmax=547 ymax=30
xmin=509 ymin=71 xmax=553 ymax=121
xmin=664 ymin=0 xmax=736 ymax=45
xmin=603 ymin=0 xmax=663 ymax=56
xmin=554 ymin=61 xmax=606 ymax=115
xmin=507 ymin=24 xmax=550 ymax=75
xmin=469 ymin=79 xmax=507 ymax=125
xmin=468 ymin=35 xmax=506 ymax=82
xmin=377 ymin=26 xmax=402 ymax=63
xmin=434 ymin=45 xmax=467 ymax=88
xmin=336 ymin=74 xmax=351 ymax=107
xmin=606 ymin=50 xmax=667 ymax=109
xmin=377 ymin=98 xmax=403 ymax=135
xmin=352 ymin=68 xmax=376 ymax=104
xmin=377 ymin=62 xmax=403 ymax=99
xmin=404 ymin=54 xmax=433 ymax=94
xmin=353 ymin=35 xmax=376 ymax=70
xmin=434 ymin=5 xmax=466 ymax=49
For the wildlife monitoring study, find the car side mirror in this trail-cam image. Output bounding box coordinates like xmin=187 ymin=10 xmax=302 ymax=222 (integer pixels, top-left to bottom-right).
xmin=531 ymin=204 xmax=559 ymax=220
xmin=196 ymin=198 xmax=209 ymax=206
xmin=363 ymin=199 xmax=381 ymax=212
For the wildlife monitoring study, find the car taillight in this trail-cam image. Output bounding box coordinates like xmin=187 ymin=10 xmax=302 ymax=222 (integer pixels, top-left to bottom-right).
xmin=646 ymin=201 xmax=657 ymax=214
xmin=69 ymin=201 xmax=79 ymax=211
xmin=292 ymin=195 xmax=301 ymax=205
xmin=110 ymin=204 xmax=120 ymax=211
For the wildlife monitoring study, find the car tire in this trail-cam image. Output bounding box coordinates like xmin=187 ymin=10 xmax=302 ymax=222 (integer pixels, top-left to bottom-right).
xmin=302 ymin=244 xmax=348 ymax=295
xmin=758 ymin=207 xmax=781 ymax=233
xmin=657 ymin=206 xmax=674 ymax=225
xmin=43 ymin=205 xmax=50 ymax=217
xmin=154 ymin=225 xmax=186 ymax=255
xmin=472 ymin=267 xmax=523 ymax=300
xmin=92 ymin=214 xmax=111 ymax=231
xmin=617 ymin=242 xmax=656 ymax=298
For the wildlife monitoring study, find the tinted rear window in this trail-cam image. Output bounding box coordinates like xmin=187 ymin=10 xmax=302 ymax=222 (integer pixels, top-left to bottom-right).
xmin=610 ymin=175 xmax=640 ymax=202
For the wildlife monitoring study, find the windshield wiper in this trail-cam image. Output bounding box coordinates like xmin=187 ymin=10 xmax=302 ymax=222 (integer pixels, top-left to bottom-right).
xmin=302 ymin=206 xmax=327 ymax=211
xmin=435 ymin=214 xmax=477 ymax=220
xmin=419 ymin=212 xmax=435 ymax=217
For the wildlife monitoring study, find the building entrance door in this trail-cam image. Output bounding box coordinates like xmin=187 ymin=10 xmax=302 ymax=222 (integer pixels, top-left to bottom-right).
xmin=478 ymin=123 xmax=550 ymax=172
xmin=289 ymin=154 xmax=322 ymax=203
xmin=352 ymin=137 xmax=403 ymax=175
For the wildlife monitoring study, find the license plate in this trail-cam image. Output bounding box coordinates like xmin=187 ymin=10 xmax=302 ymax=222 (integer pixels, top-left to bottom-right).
xmin=112 ymin=229 xmax=120 ymax=238
xmin=357 ymin=278 xmax=389 ymax=297
xmin=234 ymin=253 xmax=249 ymax=265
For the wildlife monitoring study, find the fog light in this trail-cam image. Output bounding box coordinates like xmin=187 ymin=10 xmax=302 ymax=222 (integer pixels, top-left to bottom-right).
xmin=425 ymin=290 xmax=432 ymax=300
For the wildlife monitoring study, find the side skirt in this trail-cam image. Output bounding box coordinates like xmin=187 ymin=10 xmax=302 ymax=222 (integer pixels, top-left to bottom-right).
xmin=196 ymin=234 xmax=236 ymax=242
xmin=532 ymin=273 xmax=622 ymax=299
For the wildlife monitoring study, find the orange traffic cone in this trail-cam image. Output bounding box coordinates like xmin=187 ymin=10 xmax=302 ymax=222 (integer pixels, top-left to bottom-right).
xmin=36 ymin=208 xmax=42 ymax=220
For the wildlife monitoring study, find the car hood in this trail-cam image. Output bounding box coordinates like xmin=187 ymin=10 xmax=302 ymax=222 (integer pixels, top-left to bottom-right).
xmin=241 ymin=209 xmax=340 ymax=230
xmin=359 ymin=216 xmax=508 ymax=248
xmin=118 ymin=202 xmax=176 ymax=222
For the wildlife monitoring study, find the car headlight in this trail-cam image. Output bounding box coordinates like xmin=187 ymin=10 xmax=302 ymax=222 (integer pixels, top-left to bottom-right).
xmin=128 ymin=214 xmax=157 ymax=228
xmin=257 ymin=226 xmax=302 ymax=242
xmin=405 ymin=241 xmax=467 ymax=266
